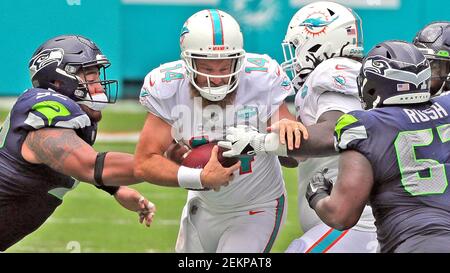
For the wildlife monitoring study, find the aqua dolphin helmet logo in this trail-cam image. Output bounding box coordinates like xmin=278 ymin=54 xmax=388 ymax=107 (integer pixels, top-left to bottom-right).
xmin=180 ymin=25 xmax=189 ymax=45
xmin=300 ymin=12 xmax=339 ymax=37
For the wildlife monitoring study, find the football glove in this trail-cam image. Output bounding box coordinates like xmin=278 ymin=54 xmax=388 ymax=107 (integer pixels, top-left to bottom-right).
xmin=306 ymin=168 xmax=334 ymax=210
xmin=217 ymin=125 xmax=287 ymax=157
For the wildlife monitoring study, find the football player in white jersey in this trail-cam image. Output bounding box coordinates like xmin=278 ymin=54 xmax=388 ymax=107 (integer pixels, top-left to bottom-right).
xmin=413 ymin=21 xmax=450 ymax=96
xmin=220 ymin=1 xmax=378 ymax=253
xmin=134 ymin=9 xmax=305 ymax=253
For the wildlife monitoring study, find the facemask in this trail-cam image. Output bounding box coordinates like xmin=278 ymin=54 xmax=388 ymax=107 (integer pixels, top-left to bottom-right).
xmin=77 ymin=93 xmax=109 ymax=111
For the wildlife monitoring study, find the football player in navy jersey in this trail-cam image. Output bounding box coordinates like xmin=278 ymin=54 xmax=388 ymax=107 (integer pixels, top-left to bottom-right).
xmin=0 ymin=35 xmax=155 ymax=251
xmin=413 ymin=21 xmax=450 ymax=96
xmin=306 ymin=40 xmax=450 ymax=252
xmin=221 ymin=40 xmax=450 ymax=252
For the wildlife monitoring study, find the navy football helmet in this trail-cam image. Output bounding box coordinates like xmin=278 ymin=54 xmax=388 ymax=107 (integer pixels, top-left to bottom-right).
xmin=413 ymin=21 xmax=450 ymax=96
xmin=29 ymin=35 xmax=118 ymax=105
xmin=358 ymin=40 xmax=431 ymax=109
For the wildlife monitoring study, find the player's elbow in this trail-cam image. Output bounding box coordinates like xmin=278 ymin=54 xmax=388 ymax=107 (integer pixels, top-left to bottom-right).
xmin=320 ymin=204 xmax=359 ymax=231
xmin=70 ymin=153 xmax=96 ymax=183
xmin=333 ymin=219 xmax=358 ymax=231
xmin=327 ymin=212 xmax=359 ymax=231
xmin=133 ymin=161 xmax=146 ymax=181
xmin=133 ymin=153 xmax=156 ymax=181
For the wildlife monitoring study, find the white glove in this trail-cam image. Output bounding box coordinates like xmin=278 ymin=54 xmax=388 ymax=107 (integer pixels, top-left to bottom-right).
xmin=218 ymin=125 xmax=287 ymax=157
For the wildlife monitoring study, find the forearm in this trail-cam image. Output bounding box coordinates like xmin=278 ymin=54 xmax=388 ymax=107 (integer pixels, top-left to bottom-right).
xmin=22 ymin=128 xmax=140 ymax=186
xmin=58 ymin=152 xmax=139 ymax=186
xmin=313 ymin=198 xmax=354 ymax=231
xmin=310 ymin=151 xmax=372 ymax=230
xmin=288 ymin=121 xmax=337 ymax=158
xmin=98 ymin=152 xmax=140 ymax=186
xmin=134 ymin=153 xmax=181 ymax=187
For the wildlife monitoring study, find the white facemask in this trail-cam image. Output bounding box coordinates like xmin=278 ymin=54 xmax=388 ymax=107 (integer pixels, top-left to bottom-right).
xmin=77 ymin=93 xmax=109 ymax=111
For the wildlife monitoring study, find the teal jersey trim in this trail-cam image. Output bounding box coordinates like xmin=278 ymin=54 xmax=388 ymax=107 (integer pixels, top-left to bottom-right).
xmin=263 ymin=194 xmax=285 ymax=253
xmin=306 ymin=229 xmax=349 ymax=253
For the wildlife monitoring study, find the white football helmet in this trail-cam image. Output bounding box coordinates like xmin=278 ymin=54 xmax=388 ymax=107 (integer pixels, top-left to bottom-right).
xmin=180 ymin=9 xmax=246 ymax=101
xmin=281 ymin=1 xmax=364 ymax=82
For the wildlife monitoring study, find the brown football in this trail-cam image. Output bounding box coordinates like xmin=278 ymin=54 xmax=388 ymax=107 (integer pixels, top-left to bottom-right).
xmin=181 ymin=142 xmax=240 ymax=169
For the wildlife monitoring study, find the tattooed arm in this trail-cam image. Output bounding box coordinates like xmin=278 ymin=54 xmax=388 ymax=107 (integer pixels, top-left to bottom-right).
xmin=21 ymin=128 xmax=139 ymax=186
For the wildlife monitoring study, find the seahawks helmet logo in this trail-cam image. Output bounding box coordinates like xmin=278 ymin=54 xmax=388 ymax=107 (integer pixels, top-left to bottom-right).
xmin=364 ymin=56 xmax=431 ymax=87
xmin=363 ymin=58 xmax=389 ymax=76
xmin=30 ymin=48 xmax=64 ymax=77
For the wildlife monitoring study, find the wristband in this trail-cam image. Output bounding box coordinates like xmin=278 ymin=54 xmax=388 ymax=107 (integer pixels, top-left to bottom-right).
xmin=95 ymin=185 xmax=120 ymax=196
xmin=264 ymin=133 xmax=288 ymax=156
xmin=308 ymin=191 xmax=329 ymax=210
xmin=177 ymin=166 xmax=203 ymax=189
xmin=94 ymin=152 xmax=108 ymax=186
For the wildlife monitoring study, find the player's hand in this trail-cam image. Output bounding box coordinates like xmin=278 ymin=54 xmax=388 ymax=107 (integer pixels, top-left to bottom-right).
xmin=201 ymin=145 xmax=240 ymax=191
xmin=306 ymin=168 xmax=333 ymax=210
xmin=166 ymin=141 xmax=190 ymax=164
xmin=218 ymin=125 xmax=260 ymax=157
xmin=218 ymin=125 xmax=287 ymax=157
xmin=267 ymin=119 xmax=309 ymax=151
xmin=278 ymin=156 xmax=299 ymax=168
xmin=137 ymin=196 xmax=156 ymax=227
xmin=114 ymin=187 xmax=156 ymax=227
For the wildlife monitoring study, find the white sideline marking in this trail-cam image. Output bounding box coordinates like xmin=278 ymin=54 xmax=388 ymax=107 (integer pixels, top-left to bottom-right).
xmin=96 ymin=132 xmax=140 ymax=143
xmin=47 ymin=217 xmax=179 ymax=226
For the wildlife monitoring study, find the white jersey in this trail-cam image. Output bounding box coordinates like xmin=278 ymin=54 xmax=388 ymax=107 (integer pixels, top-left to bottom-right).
xmin=140 ymin=53 xmax=294 ymax=212
xmin=295 ymin=57 xmax=376 ymax=232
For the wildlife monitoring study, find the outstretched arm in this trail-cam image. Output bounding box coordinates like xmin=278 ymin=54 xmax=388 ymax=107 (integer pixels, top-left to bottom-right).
xmin=22 ymin=128 xmax=138 ymax=186
xmin=219 ymin=110 xmax=341 ymax=158
xmin=286 ymin=110 xmax=343 ymax=158
xmin=22 ymin=127 xmax=157 ymax=226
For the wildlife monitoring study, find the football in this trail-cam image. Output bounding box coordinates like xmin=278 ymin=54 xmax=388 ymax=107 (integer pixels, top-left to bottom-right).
xmin=181 ymin=142 xmax=240 ymax=169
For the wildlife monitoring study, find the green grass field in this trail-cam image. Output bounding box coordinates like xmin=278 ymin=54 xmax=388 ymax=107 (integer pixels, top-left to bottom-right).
xmin=1 ymin=104 xmax=303 ymax=253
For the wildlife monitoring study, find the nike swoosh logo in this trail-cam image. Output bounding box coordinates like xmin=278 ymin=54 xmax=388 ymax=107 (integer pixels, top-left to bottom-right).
xmin=335 ymin=64 xmax=349 ymax=70
xmin=248 ymin=210 xmax=265 ymax=215
xmin=48 ymin=105 xmax=61 ymax=112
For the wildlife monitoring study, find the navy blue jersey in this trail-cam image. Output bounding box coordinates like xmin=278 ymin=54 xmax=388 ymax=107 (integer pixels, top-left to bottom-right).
xmin=334 ymin=94 xmax=450 ymax=252
xmin=0 ymin=88 xmax=97 ymax=198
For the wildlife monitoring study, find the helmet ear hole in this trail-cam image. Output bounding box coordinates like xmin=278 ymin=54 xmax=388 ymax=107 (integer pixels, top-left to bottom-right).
xmin=386 ymin=51 xmax=392 ymax=59
xmin=308 ymin=44 xmax=321 ymax=53
xmin=368 ymin=89 xmax=376 ymax=96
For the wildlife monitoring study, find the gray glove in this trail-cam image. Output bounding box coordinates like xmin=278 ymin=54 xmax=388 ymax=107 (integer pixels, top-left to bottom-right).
xmin=306 ymin=168 xmax=334 ymax=210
